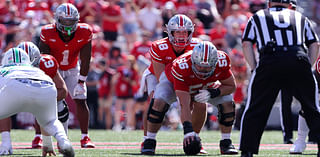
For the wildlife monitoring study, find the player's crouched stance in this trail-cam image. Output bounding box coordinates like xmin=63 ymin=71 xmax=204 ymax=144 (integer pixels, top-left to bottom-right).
xmin=0 ymin=48 xmax=74 ymax=157
xmin=142 ymin=41 xmax=238 ymax=155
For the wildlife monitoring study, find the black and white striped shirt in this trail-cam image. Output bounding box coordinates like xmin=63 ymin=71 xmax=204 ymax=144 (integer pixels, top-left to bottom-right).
xmin=242 ymin=7 xmax=319 ymax=52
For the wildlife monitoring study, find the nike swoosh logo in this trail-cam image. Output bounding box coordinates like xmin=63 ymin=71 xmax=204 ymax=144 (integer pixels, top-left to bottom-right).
xmin=215 ymin=72 xmax=221 ymax=77
xmin=77 ymin=39 xmax=83 ymax=42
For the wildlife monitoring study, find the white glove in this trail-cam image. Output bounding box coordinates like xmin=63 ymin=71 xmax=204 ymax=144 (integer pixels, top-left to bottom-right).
xmin=0 ymin=145 xmax=12 ymax=155
xmin=73 ymin=83 xmax=86 ymax=96
xmin=194 ymin=90 xmax=210 ymax=103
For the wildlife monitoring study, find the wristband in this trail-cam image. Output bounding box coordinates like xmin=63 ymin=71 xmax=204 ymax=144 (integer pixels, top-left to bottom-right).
xmin=78 ymin=75 xmax=87 ymax=82
xmin=183 ymin=121 xmax=194 ymax=135
xmin=207 ymin=88 xmax=221 ymax=98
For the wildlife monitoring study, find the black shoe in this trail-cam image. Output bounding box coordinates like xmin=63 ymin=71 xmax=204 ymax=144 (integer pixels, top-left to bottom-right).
xmin=141 ymin=139 xmax=156 ymax=155
xmin=284 ymin=139 xmax=293 ymax=144
xmin=219 ymin=139 xmax=238 ymax=155
xmin=241 ymin=151 xmax=253 ymax=157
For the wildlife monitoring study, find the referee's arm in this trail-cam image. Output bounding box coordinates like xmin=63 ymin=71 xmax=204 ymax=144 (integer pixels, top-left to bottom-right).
xmin=242 ymin=41 xmax=257 ymax=71
xmin=305 ymin=18 xmax=320 ymax=66
xmin=242 ymin=17 xmax=257 ymax=71
xmin=308 ymin=42 xmax=320 ymax=66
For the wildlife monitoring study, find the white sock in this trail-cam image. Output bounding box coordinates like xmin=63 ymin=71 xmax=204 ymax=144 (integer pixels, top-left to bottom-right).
xmin=1 ymin=131 xmax=11 ymax=148
xmin=296 ymin=115 xmax=309 ymax=142
xmin=221 ymin=133 xmax=231 ymax=140
xmin=35 ymin=134 xmax=42 ymax=138
xmin=81 ymin=134 xmax=88 ymax=139
xmin=146 ymin=132 xmax=157 ymax=140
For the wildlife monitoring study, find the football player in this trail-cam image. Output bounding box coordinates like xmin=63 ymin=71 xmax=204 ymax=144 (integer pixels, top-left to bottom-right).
xmin=142 ymin=41 xmax=238 ymax=155
xmin=17 ymin=41 xmax=69 ymax=149
xmin=39 ymin=3 xmax=94 ymax=148
xmin=139 ymin=14 xmax=202 ymax=153
xmin=0 ymin=48 xmax=74 ymax=156
xmin=0 ymin=42 xmax=69 ymax=156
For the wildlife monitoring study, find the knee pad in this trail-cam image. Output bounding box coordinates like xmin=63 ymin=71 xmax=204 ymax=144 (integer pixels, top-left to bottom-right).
xmin=217 ymin=102 xmax=235 ymax=127
xmin=147 ymin=98 xmax=170 ymax=124
xmin=58 ymin=100 xmax=69 ymax=123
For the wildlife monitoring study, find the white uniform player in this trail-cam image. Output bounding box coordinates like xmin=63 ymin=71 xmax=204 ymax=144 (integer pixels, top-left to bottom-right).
xmin=0 ymin=48 xmax=74 ymax=157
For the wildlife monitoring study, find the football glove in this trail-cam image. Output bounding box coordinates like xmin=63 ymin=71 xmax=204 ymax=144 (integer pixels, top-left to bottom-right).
xmin=73 ymin=83 xmax=86 ymax=96
xmin=194 ymin=88 xmax=221 ymax=103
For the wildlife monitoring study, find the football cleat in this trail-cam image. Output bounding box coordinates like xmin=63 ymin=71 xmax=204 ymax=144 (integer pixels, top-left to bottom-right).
xmin=80 ymin=136 xmax=95 ymax=148
xmin=219 ymin=139 xmax=238 ymax=155
xmin=199 ymin=146 xmax=208 ymax=154
xmin=141 ymin=139 xmax=156 ymax=155
xmin=58 ymin=139 xmax=75 ymax=157
xmin=32 ymin=136 xmax=43 ymax=149
xmin=0 ymin=145 xmax=12 ymax=155
xmin=290 ymin=140 xmax=306 ymax=154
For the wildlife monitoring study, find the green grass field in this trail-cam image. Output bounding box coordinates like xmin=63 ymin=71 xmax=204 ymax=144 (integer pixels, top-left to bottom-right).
xmin=2 ymin=129 xmax=318 ymax=157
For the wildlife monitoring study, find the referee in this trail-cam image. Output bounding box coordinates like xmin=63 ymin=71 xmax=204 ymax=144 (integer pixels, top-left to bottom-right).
xmin=240 ymin=0 xmax=320 ymax=157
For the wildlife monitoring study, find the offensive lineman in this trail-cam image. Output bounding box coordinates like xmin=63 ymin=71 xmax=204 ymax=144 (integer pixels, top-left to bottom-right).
xmin=139 ymin=14 xmax=202 ymax=153
xmin=142 ymin=41 xmax=238 ymax=155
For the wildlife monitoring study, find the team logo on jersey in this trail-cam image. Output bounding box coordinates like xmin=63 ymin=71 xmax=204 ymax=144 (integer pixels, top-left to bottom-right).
xmin=166 ymin=56 xmax=172 ymax=60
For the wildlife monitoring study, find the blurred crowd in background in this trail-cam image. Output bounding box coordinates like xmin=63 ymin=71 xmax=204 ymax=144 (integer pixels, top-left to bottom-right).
xmin=0 ymin=0 xmax=319 ymax=131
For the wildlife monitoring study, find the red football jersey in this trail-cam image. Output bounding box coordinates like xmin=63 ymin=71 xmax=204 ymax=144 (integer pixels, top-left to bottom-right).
xmin=39 ymin=54 xmax=59 ymax=79
xmin=115 ymin=66 xmax=139 ymax=97
xmin=148 ymin=37 xmax=200 ymax=75
xmin=165 ymin=50 xmax=232 ymax=94
xmin=40 ymin=23 xmax=93 ymax=70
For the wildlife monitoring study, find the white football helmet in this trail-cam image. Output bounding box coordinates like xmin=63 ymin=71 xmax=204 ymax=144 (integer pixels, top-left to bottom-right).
xmin=1 ymin=48 xmax=31 ymax=66
xmin=191 ymin=41 xmax=218 ymax=79
xmin=55 ymin=3 xmax=79 ymax=36
xmin=166 ymin=14 xmax=194 ymax=47
xmin=16 ymin=41 xmax=41 ymax=66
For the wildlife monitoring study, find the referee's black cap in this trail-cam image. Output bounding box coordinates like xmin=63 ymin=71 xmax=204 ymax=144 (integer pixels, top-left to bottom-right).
xmin=269 ymin=0 xmax=290 ymax=3
xmin=290 ymin=0 xmax=297 ymax=7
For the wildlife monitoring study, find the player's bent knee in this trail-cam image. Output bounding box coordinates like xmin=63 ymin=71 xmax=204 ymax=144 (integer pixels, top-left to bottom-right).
xmin=147 ymin=98 xmax=170 ymax=124
xmin=217 ymin=102 xmax=236 ymax=127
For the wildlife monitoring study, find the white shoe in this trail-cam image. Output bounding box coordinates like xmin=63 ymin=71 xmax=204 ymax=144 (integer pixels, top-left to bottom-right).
xmin=290 ymin=140 xmax=306 ymax=154
xmin=112 ymin=125 xmax=122 ymax=131
xmin=58 ymin=140 xmax=75 ymax=157
xmin=0 ymin=145 xmax=12 ymax=155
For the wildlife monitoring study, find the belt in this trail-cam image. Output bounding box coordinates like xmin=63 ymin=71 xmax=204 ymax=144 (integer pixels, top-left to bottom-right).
xmin=15 ymin=78 xmax=53 ymax=87
xmin=259 ymin=46 xmax=306 ymax=55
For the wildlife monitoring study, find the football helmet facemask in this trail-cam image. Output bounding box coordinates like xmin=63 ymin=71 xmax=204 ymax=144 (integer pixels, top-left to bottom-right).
xmin=166 ymin=14 xmax=194 ymax=47
xmin=16 ymin=41 xmax=41 ymax=66
xmin=55 ymin=3 xmax=79 ymax=36
xmin=1 ymin=48 xmax=31 ymax=66
xmin=191 ymin=41 xmax=218 ymax=79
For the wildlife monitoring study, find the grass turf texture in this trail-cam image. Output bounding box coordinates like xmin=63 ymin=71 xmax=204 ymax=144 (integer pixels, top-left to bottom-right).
xmin=2 ymin=129 xmax=318 ymax=156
